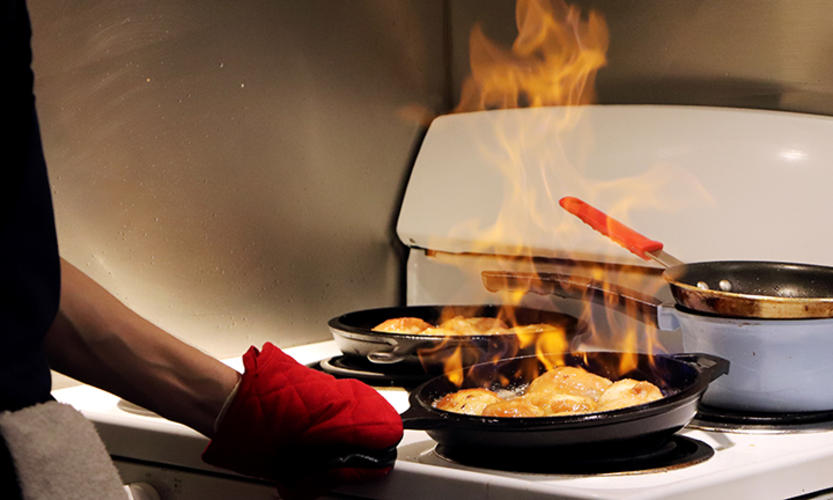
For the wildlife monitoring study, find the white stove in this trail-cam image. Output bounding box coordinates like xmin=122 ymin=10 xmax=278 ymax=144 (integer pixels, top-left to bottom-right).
xmin=55 ymin=105 xmax=833 ymax=498
xmin=54 ymin=340 xmax=833 ymax=499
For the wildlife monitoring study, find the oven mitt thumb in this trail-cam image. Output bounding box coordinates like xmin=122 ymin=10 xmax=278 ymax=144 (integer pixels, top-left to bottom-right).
xmin=202 ymin=342 xmax=403 ymax=487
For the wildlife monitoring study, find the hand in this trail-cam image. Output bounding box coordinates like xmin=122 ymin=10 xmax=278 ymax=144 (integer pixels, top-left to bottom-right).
xmin=202 ymin=343 xmax=403 ymax=494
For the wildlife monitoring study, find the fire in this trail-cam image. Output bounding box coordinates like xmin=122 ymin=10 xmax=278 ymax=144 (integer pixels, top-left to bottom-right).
xmin=533 ymin=325 xmax=568 ymax=371
xmin=443 ymin=346 xmax=465 ymax=386
xmin=424 ymin=0 xmax=672 ymax=386
xmin=455 ymin=0 xmax=608 ymax=112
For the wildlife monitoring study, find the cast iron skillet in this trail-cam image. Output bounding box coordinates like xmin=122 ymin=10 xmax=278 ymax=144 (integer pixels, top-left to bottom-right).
xmin=328 ymin=304 xmax=583 ymax=369
xmin=400 ymin=352 xmax=728 ymax=452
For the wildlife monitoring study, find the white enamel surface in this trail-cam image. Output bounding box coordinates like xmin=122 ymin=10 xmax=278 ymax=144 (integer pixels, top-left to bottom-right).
xmin=53 ymin=341 xmax=833 ymax=498
xmin=672 ymin=310 xmax=833 ymax=412
xmin=398 ymin=105 xmax=833 ymax=267
xmin=342 ymin=428 xmax=833 ymax=500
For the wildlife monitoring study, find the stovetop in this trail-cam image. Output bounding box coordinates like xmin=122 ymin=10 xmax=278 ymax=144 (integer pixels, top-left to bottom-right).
xmin=317 ymin=353 xmax=833 ymax=434
xmin=53 ymin=341 xmax=833 ymax=499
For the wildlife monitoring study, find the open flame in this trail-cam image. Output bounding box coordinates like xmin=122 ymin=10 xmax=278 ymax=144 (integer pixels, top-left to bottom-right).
xmin=421 ymin=0 xmax=668 ymax=387
xmin=443 ymin=348 xmax=465 ymax=386
xmin=455 ymin=0 xmax=608 ymax=112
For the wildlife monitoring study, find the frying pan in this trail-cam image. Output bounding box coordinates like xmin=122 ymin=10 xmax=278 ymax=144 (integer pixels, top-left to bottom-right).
xmin=482 ymin=270 xmax=833 ymax=412
xmin=399 ymin=352 xmax=728 ymax=452
xmin=560 ymin=196 xmax=833 ymax=319
xmin=328 ymin=304 xmax=582 ymax=369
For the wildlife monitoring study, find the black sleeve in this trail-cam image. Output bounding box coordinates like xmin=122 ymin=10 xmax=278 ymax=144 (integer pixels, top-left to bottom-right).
xmin=0 ymin=0 xmax=61 ymax=411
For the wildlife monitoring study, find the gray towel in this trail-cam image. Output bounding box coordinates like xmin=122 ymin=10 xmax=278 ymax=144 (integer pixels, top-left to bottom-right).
xmin=0 ymin=401 xmax=126 ymax=500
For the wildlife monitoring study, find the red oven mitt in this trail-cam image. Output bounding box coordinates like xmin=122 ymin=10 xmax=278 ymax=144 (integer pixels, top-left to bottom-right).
xmin=202 ymin=342 xmax=403 ymax=488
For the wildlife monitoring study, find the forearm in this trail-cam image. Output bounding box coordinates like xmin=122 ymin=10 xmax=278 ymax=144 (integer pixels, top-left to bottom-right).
xmin=44 ymin=258 xmax=240 ymax=437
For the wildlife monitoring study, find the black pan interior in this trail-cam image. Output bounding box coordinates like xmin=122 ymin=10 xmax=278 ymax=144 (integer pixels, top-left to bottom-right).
xmin=666 ymin=261 xmax=833 ymax=298
xmin=331 ymin=304 xmax=579 ymax=336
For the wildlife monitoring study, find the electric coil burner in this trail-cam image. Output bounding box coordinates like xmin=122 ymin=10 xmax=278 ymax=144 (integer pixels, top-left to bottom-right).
xmin=690 ymin=405 xmax=833 ymax=434
xmin=432 ymin=435 xmax=713 ymax=475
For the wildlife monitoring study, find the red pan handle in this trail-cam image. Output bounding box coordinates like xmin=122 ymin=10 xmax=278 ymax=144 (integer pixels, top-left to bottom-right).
xmin=559 ymin=196 xmax=663 ymax=261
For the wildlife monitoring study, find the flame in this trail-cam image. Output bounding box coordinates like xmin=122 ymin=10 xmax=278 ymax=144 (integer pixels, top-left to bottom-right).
xmin=442 ymin=346 xmax=465 ymax=386
xmin=534 ymin=325 xmax=568 ymax=371
xmin=456 ymin=0 xmax=608 ymax=112
xmin=424 ymin=1 xmax=680 ymax=387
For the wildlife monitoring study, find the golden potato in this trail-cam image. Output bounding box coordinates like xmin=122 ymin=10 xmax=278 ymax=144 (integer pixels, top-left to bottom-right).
xmin=372 ymin=317 xmax=433 ymax=334
xmin=522 ymin=392 xmax=596 ymax=416
xmin=433 ymin=388 xmax=504 ymax=416
xmin=481 ymin=399 xmax=546 ymax=418
xmin=418 ymin=327 xmax=461 ymax=336
xmin=510 ymin=323 xmax=564 ymax=335
xmin=437 ymin=316 xmax=509 ymax=335
xmin=433 ymin=372 xmax=664 ymax=418
xmin=526 ymin=366 xmax=613 ymax=401
xmin=597 ymin=378 xmax=663 ymax=412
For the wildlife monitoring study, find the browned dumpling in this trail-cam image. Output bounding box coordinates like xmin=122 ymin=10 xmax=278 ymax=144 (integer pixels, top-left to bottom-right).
xmin=481 ymin=399 xmax=546 ymax=418
xmin=372 ymin=317 xmax=433 ymax=334
xmin=597 ymin=378 xmax=663 ymax=412
xmin=510 ymin=323 xmax=564 ymax=335
xmin=418 ymin=327 xmax=461 ymax=337
xmin=522 ymin=392 xmax=596 ymax=416
xmin=433 ymin=388 xmax=504 ymax=416
xmin=526 ymin=366 xmax=613 ymax=401
xmin=509 ymin=324 xmax=568 ymax=348
xmin=437 ymin=316 xmax=509 ymax=335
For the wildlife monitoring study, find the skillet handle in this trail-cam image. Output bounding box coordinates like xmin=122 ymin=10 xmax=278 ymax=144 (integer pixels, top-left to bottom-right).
xmin=670 ymin=352 xmax=730 ymax=381
xmin=399 ymin=403 xmax=445 ymax=430
xmin=367 ymin=351 xmax=406 ymax=364
xmin=482 ymin=270 xmax=663 ymax=328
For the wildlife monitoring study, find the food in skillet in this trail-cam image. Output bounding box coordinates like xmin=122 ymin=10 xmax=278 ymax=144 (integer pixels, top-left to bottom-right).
xmin=521 ymin=392 xmax=596 ymax=415
xmin=371 ymin=315 xmax=551 ymax=335
xmin=432 ymin=388 xmax=503 ymax=416
xmin=423 ymin=316 xmax=509 ymax=336
xmin=526 ymin=365 xmax=613 ymax=400
xmin=371 ymin=317 xmax=434 ymax=334
xmin=481 ymin=398 xmax=545 ymax=417
xmin=596 ymin=378 xmax=664 ymax=412
xmin=509 ymin=323 xmax=564 ymax=336
xmin=433 ymin=365 xmax=663 ymax=417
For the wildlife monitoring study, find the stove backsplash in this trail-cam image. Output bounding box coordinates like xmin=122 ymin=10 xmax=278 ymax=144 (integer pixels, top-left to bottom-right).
xmin=28 ymin=1 xmax=833 ymax=387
